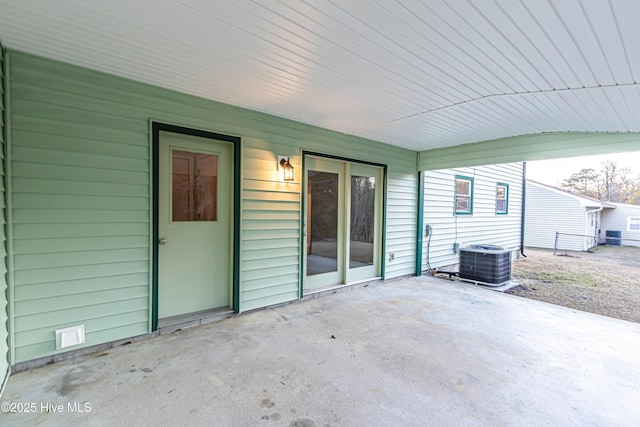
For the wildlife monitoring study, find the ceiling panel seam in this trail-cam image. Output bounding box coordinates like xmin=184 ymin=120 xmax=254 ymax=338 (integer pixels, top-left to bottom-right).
xmin=347 ymin=83 xmax=640 ymax=134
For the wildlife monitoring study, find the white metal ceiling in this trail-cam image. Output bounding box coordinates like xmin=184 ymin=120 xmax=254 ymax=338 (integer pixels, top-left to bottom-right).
xmin=1 ymin=0 xmax=638 ymax=152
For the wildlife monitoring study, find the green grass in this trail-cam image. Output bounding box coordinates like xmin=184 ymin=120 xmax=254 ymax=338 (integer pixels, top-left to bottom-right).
xmin=515 ymin=269 xmax=597 ymax=286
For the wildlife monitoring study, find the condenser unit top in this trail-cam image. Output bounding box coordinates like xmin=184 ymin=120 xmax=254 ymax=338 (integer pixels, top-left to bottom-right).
xmin=461 ymin=244 xmax=510 ymax=254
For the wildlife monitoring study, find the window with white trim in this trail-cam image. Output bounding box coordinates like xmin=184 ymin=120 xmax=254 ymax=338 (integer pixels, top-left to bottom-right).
xmin=455 ymin=176 xmax=474 ymax=214
xmin=496 ymin=182 xmax=509 ymax=214
xmin=628 ymin=216 xmax=640 ymax=231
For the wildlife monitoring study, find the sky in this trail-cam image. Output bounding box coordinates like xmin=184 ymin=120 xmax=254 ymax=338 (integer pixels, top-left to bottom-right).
xmin=526 ymin=151 xmax=640 ymax=187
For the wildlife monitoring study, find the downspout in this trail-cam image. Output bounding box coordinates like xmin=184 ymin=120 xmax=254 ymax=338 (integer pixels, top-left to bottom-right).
xmin=520 ymin=162 xmax=527 ymax=258
xmin=584 ymin=206 xmax=603 ymax=250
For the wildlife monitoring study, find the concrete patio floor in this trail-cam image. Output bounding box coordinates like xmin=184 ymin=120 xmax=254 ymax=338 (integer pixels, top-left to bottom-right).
xmin=2 ymin=276 xmax=640 ymax=426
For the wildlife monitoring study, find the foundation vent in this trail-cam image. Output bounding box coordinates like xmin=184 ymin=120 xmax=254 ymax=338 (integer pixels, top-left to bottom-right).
xmin=55 ymin=325 xmax=86 ymax=350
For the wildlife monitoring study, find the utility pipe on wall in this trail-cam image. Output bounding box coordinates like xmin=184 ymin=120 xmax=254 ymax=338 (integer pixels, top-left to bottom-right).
xmin=520 ymin=162 xmax=527 ymax=258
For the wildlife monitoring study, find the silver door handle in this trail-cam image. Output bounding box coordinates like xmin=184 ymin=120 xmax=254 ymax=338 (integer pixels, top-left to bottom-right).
xmin=158 ymin=238 xmax=167 ymax=245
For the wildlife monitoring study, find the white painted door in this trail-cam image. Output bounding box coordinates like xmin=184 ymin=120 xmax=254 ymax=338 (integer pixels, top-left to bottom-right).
xmin=158 ymin=131 xmax=232 ymax=318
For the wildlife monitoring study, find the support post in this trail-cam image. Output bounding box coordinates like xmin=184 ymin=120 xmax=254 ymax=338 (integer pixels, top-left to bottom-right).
xmin=415 ymin=171 xmax=425 ymax=276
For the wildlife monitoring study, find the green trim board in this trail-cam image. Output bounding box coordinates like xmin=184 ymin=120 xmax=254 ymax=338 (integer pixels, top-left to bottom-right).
xmin=380 ymin=163 xmax=388 ymax=280
xmin=147 ymin=120 xmax=154 ymax=332
xmin=3 ymin=48 xmax=14 ymax=367
xmin=418 ymin=132 xmax=640 ymax=171
xmin=299 ymin=152 xmax=306 ymax=299
xmin=233 ymin=132 xmax=241 ymax=313
xmin=303 ymin=151 xmax=388 ymax=168
xmin=151 ymin=125 xmax=159 ymax=331
xmin=151 ymin=122 xmax=241 ymax=329
xmin=415 ymin=171 xmax=424 ymax=277
xmin=520 ymin=162 xmax=527 ymax=254
xmin=0 ymin=41 xmax=10 ymax=385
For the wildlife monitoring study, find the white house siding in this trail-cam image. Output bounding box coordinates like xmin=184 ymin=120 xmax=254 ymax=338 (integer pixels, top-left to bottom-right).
xmin=421 ymin=163 xmax=523 ymax=271
xmin=524 ymin=181 xmax=599 ymax=251
xmin=600 ymin=203 xmax=640 ymax=248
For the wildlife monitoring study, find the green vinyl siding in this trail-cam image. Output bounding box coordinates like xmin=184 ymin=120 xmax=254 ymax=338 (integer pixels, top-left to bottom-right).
xmin=0 ymin=43 xmax=9 ymax=388
xmin=240 ymin=144 xmax=301 ymax=311
xmin=9 ymin=52 xmax=151 ymax=362
xmin=7 ymin=50 xmax=417 ymax=362
xmin=385 ymin=171 xmax=417 ymax=278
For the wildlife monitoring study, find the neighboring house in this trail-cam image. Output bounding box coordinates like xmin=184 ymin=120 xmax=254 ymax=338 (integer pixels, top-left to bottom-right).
xmin=600 ymin=202 xmax=640 ymax=248
xmin=422 ymin=163 xmax=524 ymax=272
xmin=525 ymin=181 xmax=611 ymax=251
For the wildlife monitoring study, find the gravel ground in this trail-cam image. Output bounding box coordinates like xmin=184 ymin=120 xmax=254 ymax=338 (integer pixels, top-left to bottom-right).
xmin=508 ymin=246 xmax=640 ymax=323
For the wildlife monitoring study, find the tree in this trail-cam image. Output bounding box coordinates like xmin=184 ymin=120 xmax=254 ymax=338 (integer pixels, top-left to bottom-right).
xmin=628 ymin=186 xmax=640 ymax=205
xmin=560 ymin=160 xmax=640 ymax=203
xmin=350 ymin=176 xmax=375 ymax=243
xmin=561 ymin=168 xmax=599 ymax=198
xmin=596 ymin=160 xmax=636 ymax=203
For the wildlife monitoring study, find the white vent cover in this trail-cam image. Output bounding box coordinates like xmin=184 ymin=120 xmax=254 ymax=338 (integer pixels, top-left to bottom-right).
xmin=55 ymin=325 xmax=86 ymax=350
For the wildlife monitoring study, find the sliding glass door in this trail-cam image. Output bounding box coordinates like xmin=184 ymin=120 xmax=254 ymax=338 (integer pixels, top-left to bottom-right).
xmin=303 ymin=156 xmax=383 ymax=291
xmin=347 ymin=163 xmax=381 ymax=283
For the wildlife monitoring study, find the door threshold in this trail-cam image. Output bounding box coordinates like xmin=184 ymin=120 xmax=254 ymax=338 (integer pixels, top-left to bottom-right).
xmin=158 ymin=307 xmax=233 ymax=334
xmin=302 ymin=277 xmax=382 ymax=298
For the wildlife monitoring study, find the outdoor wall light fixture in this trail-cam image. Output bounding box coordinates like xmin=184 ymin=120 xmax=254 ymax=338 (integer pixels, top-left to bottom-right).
xmin=278 ymin=156 xmax=294 ymax=181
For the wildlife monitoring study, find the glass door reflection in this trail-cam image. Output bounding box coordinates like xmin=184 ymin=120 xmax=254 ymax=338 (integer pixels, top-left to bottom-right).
xmin=349 ymin=176 xmax=375 ymax=269
xmin=306 ymin=170 xmax=339 ymax=276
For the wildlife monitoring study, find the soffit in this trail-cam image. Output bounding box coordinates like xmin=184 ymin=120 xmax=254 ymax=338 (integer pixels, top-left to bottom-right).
xmin=0 ymin=0 xmax=638 ymax=151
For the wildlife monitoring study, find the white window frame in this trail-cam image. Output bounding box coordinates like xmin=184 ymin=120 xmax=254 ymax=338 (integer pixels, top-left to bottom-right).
xmin=628 ymin=216 xmax=640 ymax=232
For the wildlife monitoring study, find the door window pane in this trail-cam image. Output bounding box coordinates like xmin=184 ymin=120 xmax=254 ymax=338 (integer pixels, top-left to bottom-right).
xmin=350 ymin=176 xmax=375 ymax=269
xmin=307 ymin=170 xmax=338 ymax=276
xmin=172 ymin=150 xmax=218 ymax=221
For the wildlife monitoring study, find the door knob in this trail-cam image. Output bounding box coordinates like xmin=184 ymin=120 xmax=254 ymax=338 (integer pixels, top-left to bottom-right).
xmin=158 ymin=238 xmax=167 ymax=245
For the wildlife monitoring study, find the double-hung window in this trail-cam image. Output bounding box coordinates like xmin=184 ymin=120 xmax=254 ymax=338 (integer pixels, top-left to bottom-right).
xmin=496 ymin=182 xmax=509 ymax=214
xmin=629 ymin=217 xmax=640 ymax=231
xmin=455 ymin=176 xmax=474 ymax=214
